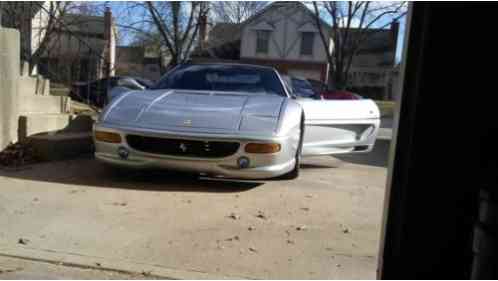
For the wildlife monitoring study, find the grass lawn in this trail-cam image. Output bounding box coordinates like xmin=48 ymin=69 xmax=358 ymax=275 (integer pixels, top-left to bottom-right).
xmin=375 ymin=100 xmax=396 ymax=117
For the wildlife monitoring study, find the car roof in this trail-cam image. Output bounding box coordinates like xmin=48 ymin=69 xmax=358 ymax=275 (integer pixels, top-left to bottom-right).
xmin=180 ymin=62 xmax=278 ymax=72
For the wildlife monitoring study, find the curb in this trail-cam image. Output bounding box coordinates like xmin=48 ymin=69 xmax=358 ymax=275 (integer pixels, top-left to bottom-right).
xmin=0 ymin=245 xmax=250 ymax=280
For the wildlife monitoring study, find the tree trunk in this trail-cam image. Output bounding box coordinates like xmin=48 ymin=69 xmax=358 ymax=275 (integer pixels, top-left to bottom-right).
xmin=334 ymin=64 xmax=346 ymax=90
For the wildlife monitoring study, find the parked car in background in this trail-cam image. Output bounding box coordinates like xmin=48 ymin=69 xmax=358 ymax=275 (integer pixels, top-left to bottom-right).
xmin=307 ymin=79 xmax=327 ymax=95
xmin=307 ymin=78 xmax=363 ymax=100
xmin=70 ymin=76 xmax=153 ymax=108
xmin=94 ymin=63 xmax=380 ymax=180
xmin=281 ymin=75 xmax=322 ymax=100
xmin=322 ymin=89 xmax=362 ymax=100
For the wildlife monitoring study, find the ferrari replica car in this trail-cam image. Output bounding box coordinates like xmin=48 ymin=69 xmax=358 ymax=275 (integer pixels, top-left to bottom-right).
xmin=93 ymin=63 xmax=380 ymax=180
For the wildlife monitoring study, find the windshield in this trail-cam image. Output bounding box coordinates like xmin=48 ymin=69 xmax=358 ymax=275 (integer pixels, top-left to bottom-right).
xmin=153 ymin=64 xmax=287 ymax=96
xmin=291 ymin=78 xmax=317 ymax=98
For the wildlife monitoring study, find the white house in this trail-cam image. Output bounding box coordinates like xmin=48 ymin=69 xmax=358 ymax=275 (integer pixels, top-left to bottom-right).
xmin=193 ymin=2 xmax=333 ymax=83
xmin=238 ymin=2 xmax=333 ymax=82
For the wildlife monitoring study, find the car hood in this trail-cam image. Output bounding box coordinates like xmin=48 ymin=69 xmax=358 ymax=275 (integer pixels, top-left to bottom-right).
xmin=100 ymin=89 xmax=286 ymax=134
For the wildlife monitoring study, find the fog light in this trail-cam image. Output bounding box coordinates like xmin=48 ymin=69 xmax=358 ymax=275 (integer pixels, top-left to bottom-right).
xmin=245 ymin=143 xmax=281 ymax=154
xmin=237 ymin=157 xmax=250 ymax=168
xmin=95 ymin=131 xmax=122 ymax=143
xmin=117 ymin=146 xmax=129 ymax=159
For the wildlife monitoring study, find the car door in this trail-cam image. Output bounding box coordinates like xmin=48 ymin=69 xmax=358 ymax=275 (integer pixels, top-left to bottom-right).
xmin=296 ymin=98 xmax=381 ymax=156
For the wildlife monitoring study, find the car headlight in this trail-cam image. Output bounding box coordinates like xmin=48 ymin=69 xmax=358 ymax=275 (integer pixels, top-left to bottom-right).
xmin=94 ymin=131 xmax=122 ymax=143
xmin=245 ymin=143 xmax=281 ymax=154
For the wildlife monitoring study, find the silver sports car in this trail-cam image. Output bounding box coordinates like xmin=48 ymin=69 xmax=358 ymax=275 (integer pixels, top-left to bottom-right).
xmin=93 ymin=63 xmax=380 ymax=179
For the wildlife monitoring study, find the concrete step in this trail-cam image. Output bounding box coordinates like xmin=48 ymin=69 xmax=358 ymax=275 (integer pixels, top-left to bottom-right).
xmin=18 ymin=94 xmax=71 ymax=114
xmin=18 ymin=75 xmax=50 ymax=96
xmin=18 ymin=114 xmax=94 ymax=141
xmin=50 ymin=87 xmax=70 ymax=97
xmin=30 ymin=132 xmax=94 ymax=161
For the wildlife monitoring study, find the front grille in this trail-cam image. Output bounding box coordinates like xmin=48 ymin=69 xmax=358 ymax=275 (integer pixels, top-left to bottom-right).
xmin=126 ymin=135 xmax=240 ymax=158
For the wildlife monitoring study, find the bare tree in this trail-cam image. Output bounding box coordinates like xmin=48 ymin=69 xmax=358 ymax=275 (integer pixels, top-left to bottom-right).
xmin=211 ymin=1 xmax=267 ymax=24
xmin=145 ymin=1 xmax=209 ymax=67
xmin=0 ymin=1 xmax=70 ymax=72
xmin=311 ymin=1 xmax=407 ymax=89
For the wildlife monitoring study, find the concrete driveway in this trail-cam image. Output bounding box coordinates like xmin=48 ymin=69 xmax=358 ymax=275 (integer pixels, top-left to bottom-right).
xmin=0 ymin=143 xmax=389 ymax=279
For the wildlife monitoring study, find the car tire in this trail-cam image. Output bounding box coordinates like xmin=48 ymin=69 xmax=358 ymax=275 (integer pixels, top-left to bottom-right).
xmin=279 ymin=114 xmax=304 ymax=180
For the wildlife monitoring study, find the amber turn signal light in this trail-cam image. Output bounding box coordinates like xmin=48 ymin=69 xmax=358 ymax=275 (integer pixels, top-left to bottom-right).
xmin=245 ymin=143 xmax=281 ymax=154
xmin=94 ymin=131 xmax=122 ymax=143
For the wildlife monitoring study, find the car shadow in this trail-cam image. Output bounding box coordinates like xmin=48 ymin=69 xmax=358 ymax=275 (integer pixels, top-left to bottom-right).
xmin=334 ymin=139 xmax=390 ymax=168
xmin=0 ymin=155 xmax=262 ymax=193
xmin=300 ymin=162 xmax=340 ymax=169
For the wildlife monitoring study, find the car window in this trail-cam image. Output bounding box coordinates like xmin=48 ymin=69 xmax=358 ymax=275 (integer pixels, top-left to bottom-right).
xmin=153 ymin=64 xmax=287 ymax=96
xmin=291 ymin=78 xmax=317 ymax=98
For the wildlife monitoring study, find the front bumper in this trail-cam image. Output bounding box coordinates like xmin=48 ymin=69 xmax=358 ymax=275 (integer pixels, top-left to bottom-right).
xmin=93 ymin=124 xmax=298 ymax=180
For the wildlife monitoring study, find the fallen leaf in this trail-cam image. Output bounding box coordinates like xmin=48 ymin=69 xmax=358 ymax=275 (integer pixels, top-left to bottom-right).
xmin=248 ymin=226 xmax=255 ymax=231
xmin=255 ymin=211 xmax=268 ymax=220
xmin=340 ymin=224 xmax=351 ymax=234
xmin=249 ymin=247 xmax=258 ymax=253
xmin=300 ymin=207 xmax=310 ymax=211
xmin=227 ymin=213 xmax=240 ymax=220
xmin=296 ymin=225 xmax=307 ymax=231
xmin=225 ymin=235 xmax=240 ymax=242
xmin=286 ymin=239 xmax=295 ymax=244
xmin=112 ymin=202 xmax=127 ymax=207
xmin=18 ymin=238 xmax=29 ymax=245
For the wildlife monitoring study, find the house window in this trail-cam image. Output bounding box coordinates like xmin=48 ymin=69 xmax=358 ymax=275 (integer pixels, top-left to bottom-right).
xmin=256 ymin=30 xmax=271 ymax=54
xmin=300 ymin=32 xmax=314 ymax=55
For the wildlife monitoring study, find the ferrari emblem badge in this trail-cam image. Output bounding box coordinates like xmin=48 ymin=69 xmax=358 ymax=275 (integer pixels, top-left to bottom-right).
xmin=179 ymin=143 xmax=187 ymax=153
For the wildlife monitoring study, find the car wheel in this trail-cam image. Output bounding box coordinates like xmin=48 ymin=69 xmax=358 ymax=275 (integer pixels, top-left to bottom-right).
xmin=279 ymin=114 xmax=304 ymax=180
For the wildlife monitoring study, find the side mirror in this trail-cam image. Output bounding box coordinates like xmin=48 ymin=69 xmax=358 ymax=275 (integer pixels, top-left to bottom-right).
xmin=117 ymin=78 xmax=145 ymax=90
